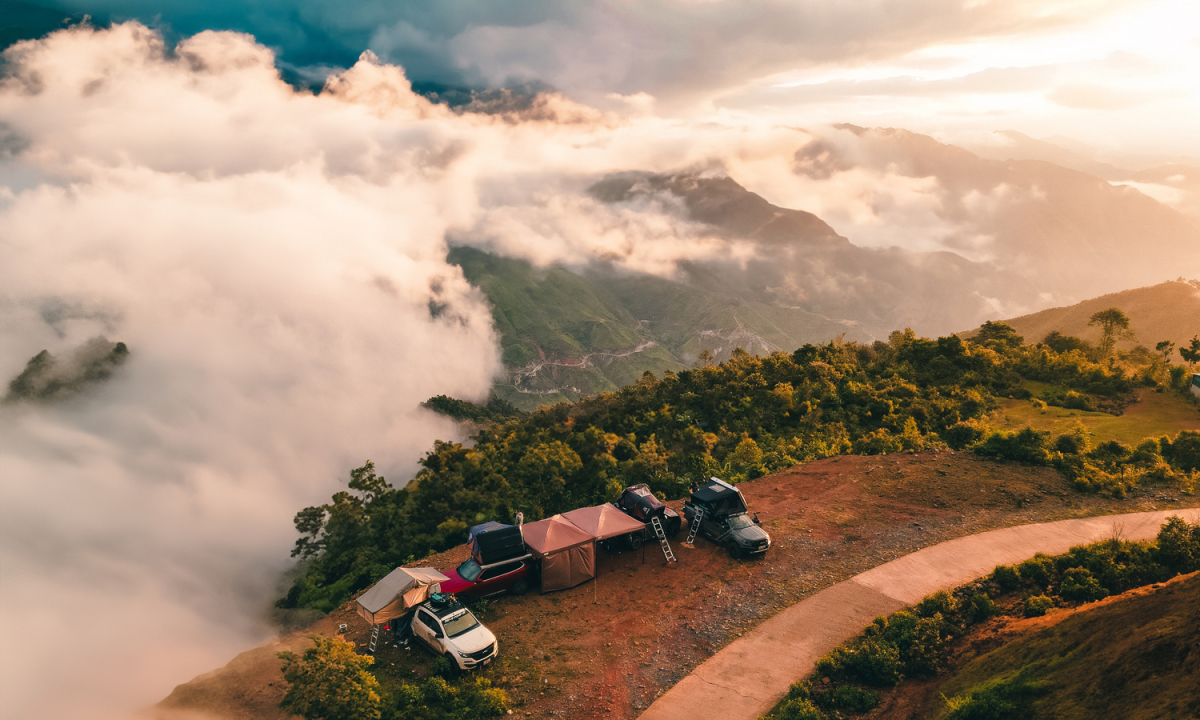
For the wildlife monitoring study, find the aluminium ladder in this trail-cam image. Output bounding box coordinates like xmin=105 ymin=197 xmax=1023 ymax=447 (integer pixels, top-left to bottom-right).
xmin=368 ymin=624 xmax=380 ymax=653
xmin=682 ymin=507 xmax=704 ymax=548
xmin=650 ymin=515 xmax=676 ymax=563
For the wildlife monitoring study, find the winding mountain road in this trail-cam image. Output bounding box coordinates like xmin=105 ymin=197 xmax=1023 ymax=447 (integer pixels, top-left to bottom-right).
xmin=638 ymin=508 xmax=1198 ymax=720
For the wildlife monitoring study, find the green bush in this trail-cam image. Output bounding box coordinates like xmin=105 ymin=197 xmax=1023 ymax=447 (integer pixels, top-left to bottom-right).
xmin=942 ymin=667 xmax=1046 ymax=720
xmin=816 ymin=636 xmax=902 ymax=687
xmin=943 ymin=419 xmax=989 ymax=450
xmin=1155 ymin=515 xmax=1200 ymax=573
xmin=1017 ymin=554 xmax=1056 ymax=589
xmin=1023 ymin=595 xmax=1054 ymax=617
xmin=966 ymin=592 xmax=995 ymax=623
xmin=386 ymin=676 xmax=508 ymax=720
xmin=775 ymin=697 xmax=826 ymax=720
xmin=992 ymin=564 xmax=1021 ymax=591
xmin=1058 ymin=567 xmax=1108 ymax=602
xmin=916 ymin=590 xmax=957 ymax=619
xmin=974 ymin=427 xmax=1052 ymax=465
xmin=816 ymin=685 xmax=878 ymax=713
xmin=430 ymin=656 xmax=456 ymax=680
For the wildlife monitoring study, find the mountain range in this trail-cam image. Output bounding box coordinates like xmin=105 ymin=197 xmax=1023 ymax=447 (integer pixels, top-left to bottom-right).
xmin=453 ymin=127 xmax=1200 ymax=408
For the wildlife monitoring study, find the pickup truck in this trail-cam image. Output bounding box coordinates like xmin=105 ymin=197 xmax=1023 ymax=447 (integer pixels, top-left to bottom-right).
xmin=410 ymin=593 xmax=499 ymax=671
xmin=682 ymin=477 xmax=771 ymax=559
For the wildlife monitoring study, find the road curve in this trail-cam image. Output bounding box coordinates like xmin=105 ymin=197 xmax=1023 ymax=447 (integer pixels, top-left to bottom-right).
xmin=638 ymin=508 xmax=1198 ymax=720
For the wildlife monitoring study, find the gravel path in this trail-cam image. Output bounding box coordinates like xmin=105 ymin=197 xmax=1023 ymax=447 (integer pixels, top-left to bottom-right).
xmin=637 ymin=509 xmax=1195 ymax=720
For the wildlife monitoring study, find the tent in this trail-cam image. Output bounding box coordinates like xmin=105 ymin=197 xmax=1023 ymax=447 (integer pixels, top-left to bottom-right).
xmin=561 ymin=504 xmax=645 ymax=540
xmin=467 ymin=521 xmax=527 ymax=565
xmin=522 ymin=515 xmax=596 ymax=592
xmin=355 ymin=567 xmax=449 ymax=625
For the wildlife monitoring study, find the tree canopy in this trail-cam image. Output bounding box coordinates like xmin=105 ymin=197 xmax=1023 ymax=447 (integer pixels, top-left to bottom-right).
xmin=278 ymin=637 xmax=382 ymax=720
xmin=277 ymin=325 xmax=1195 ymax=613
xmin=1087 ymin=308 xmax=1134 ymax=358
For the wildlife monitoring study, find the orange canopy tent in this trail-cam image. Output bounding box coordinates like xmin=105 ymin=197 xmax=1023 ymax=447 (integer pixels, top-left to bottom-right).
xmin=522 ymin=515 xmax=596 ymax=592
xmin=561 ymin=503 xmax=645 ymax=540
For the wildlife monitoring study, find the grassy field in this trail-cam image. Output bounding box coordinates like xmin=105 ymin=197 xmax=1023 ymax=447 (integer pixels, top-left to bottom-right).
xmin=931 ymin=573 xmax=1200 ymax=720
xmin=988 ymin=389 xmax=1200 ymax=447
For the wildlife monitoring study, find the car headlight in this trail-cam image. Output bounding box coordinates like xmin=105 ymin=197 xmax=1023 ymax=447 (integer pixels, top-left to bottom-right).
xmin=458 ymin=650 xmax=472 ymax=657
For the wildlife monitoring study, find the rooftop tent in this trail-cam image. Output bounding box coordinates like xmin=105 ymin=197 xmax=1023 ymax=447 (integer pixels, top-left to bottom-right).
xmin=691 ymin=477 xmax=747 ymax=514
xmin=617 ymin=483 xmax=668 ymax=521
xmin=468 ymin=522 xmax=526 ymax=565
xmin=355 ymin=567 xmax=449 ymax=625
xmin=522 ymin=515 xmax=596 ymax=592
xmin=561 ymin=504 xmax=645 ymax=540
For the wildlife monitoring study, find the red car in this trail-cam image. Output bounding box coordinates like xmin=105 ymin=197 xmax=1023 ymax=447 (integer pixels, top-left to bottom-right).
xmin=440 ymin=557 xmax=536 ymax=601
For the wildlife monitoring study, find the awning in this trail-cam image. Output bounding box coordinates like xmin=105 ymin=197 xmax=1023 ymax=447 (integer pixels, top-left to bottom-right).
xmin=355 ymin=567 xmax=449 ymax=625
xmin=561 ymin=504 xmax=645 ymax=540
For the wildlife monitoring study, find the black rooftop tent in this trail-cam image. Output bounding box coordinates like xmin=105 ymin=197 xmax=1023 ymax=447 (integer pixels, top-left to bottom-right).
xmin=691 ymin=477 xmax=748 ymax=514
xmin=468 ymin=522 xmax=527 ymax=565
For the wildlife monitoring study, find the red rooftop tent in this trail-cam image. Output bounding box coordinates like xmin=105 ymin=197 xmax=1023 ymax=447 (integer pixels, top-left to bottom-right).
xmin=522 ymin=515 xmax=596 ymax=592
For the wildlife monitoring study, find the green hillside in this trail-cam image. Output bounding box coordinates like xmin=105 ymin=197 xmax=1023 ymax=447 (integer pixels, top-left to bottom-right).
xmin=968 ymin=280 xmax=1200 ymax=354
xmin=933 ymin=572 xmax=1200 ymax=720
xmin=449 ymin=245 xmax=866 ymax=408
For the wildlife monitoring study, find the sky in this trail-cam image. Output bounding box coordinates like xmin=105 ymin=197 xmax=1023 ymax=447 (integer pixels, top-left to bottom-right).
xmin=0 ymin=3 xmax=1197 ymax=720
xmin=41 ymin=0 xmax=1200 ymax=158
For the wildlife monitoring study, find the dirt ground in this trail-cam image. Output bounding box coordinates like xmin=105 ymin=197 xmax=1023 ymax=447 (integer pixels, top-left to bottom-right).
xmin=153 ymin=451 xmax=1198 ymax=720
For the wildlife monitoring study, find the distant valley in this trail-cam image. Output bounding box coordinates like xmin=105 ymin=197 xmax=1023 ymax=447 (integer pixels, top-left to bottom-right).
xmin=453 ymin=128 xmax=1200 ymax=408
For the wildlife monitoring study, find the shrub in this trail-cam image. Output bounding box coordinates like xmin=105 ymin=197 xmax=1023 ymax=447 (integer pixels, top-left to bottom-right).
xmin=1023 ymin=595 xmax=1054 ymax=617
xmin=916 ymin=590 xmax=957 ymax=619
xmin=966 ymin=593 xmax=995 ymax=623
xmin=430 ymin=655 xmax=456 ymax=680
xmin=776 ymin=697 xmax=826 ymax=720
xmin=1058 ymin=567 xmax=1108 ymax=602
xmin=816 ymin=637 xmax=902 ymax=687
xmin=1017 ymin=554 xmax=1056 ymax=588
xmin=1162 ymin=430 xmax=1200 ymax=472
xmin=942 ymin=667 xmax=1046 ymax=720
xmin=852 ymin=428 xmax=904 ymax=455
xmin=1054 ymin=428 xmax=1089 ymax=455
xmin=1155 ymin=515 xmax=1200 ymax=573
xmin=387 ymin=676 xmax=508 ymax=720
xmin=992 ymin=564 xmax=1021 ymax=591
xmin=943 ymin=419 xmax=989 ymax=450
xmin=817 ymin=685 xmax=879 ymax=713
xmin=974 ymin=427 xmax=1052 ymax=465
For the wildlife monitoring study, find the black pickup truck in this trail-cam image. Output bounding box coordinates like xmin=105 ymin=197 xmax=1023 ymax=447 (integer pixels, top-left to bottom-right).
xmin=682 ymin=477 xmax=771 ymax=559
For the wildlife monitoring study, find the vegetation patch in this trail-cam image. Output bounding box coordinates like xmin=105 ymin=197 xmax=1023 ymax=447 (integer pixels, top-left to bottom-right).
xmin=280 ymin=316 xmax=1199 ymax=612
xmin=763 ymin=516 xmax=1200 ymax=720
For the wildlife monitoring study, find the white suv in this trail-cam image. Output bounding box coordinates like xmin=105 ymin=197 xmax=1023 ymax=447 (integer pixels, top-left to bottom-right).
xmin=411 ymin=595 xmax=498 ymax=671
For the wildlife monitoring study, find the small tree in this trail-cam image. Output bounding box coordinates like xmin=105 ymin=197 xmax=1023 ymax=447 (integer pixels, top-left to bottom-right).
xmin=1155 ymin=340 xmax=1175 ymax=363
xmin=1180 ymin=335 xmax=1200 ymax=367
xmin=278 ymin=637 xmax=382 ymax=720
xmin=1087 ymin=308 xmax=1134 ymax=358
xmin=975 ymin=321 xmax=1024 ymax=351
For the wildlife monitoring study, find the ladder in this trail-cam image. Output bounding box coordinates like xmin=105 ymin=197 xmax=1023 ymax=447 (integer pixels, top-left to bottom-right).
xmin=368 ymin=624 xmax=380 ymax=653
xmin=682 ymin=507 xmax=703 ymax=548
xmin=651 ymin=516 xmax=676 ymax=563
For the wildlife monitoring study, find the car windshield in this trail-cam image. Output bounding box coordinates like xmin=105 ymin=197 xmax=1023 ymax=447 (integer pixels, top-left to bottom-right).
xmin=727 ymin=514 xmax=754 ymax=530
xmin=442 ymin=609 xmax=481 ymax=638
xmin=457 ymin=559 xmax=482 ymax=582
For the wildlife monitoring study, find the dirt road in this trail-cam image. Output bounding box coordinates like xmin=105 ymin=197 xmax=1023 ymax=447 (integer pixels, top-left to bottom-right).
xmin=636 ymin=509 xmax=1194 ymax=720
